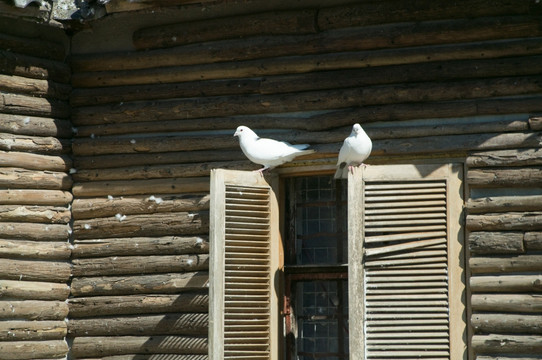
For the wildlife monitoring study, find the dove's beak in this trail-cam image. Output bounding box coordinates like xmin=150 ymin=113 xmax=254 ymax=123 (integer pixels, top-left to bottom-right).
xmin=233 ymin=130 xmax=239 ymax=137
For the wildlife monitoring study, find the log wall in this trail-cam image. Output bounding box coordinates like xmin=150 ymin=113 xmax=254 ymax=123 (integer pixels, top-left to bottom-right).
xmin=0 ymin=16 xmax=71 ymax=360
xmin=64 ymin=0 xmax=541 ymax=359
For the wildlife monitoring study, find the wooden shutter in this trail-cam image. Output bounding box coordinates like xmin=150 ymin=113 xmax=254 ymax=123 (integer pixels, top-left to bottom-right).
xmin=210 ymin=169 xmax=281 ymax=360
xmin=348 ymin=164 xmax=465 ymax=360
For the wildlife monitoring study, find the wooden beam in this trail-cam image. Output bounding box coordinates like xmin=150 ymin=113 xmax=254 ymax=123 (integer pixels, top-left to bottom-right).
xmin=467 ymin=195 xmax=542 ymax=214
xmin=0 ymin=340 xmax=68 ymax=360
xmin=0 ymin=151 xmax=72 ymax=172
xmin=470 ymin=254 xmax=542 ymax=274
xmin=470 ymin=274 xmax=542 ymax=293
xmin=0 ymin=280 xmax=70 ymax=300
xmin=0 ymin=189 xmax=72 ymax=206
xmin=467 ymin=212 xmax=542 ymax=231
xmin=467 ymin=148 xmax=542 ymax=168
xmin=0 ymin=300 xmax=68 ymax=320
xmin=68 ymin=293 xmax=208 ymax=318
xmin=72 ymin=236 xmax=209 ymax=258
xmin=0 ymin=32 xmax=65 ymax=61
xmin=0 ymin=49 xmax=70 ymax=83
xmin=472 ymin=334 xmax=542 ymax=354
xmin=471 ymin=294 xmax=542 ymax=313
xmin=0 ymin=239 xmax=71 ymax=260
xmin=0 ymin=222 xmax=70 ymax=241
xmin=0 ymin=258 xmax=71 ymax=282
xmin=0 ymin=93 xmax=70 ymax=118
xmin=0 ymin=205 xmax=71 ymax=224
xmin=525 ymin=232 xmax=542 ymax=251
xmin=0 ymin=133 xmax=70 ymax=154
xmin=0 ymin=74 xmax=70 ymax=100
xmin=468 ymin=168 xmax=542 ymax=187
xmin=0 ymin=168 xmax=72 ymax=190
xmin=70 ymin=271 xmax=209 ymax=297
xmin=0 ymin=320 xmax=67 ymax=341
xmin=468 ymin=231 xmax=525 ymax=254
xmin=0 ymin=114 xmax=73 ymax=138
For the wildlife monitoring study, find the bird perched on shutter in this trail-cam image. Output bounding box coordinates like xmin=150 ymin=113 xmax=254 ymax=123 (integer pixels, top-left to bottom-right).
xmin=234 ymin=125 xmax=315 ymax=173
xmin=334 ymin=123 xmax=372 ymax=179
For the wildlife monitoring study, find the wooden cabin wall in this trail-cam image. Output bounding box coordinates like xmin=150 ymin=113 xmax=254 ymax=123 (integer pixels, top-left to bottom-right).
xmin=68 ymin=0 xmax=542 ymax=358
xmin=0 ymin=17 xmax=72 ymax=360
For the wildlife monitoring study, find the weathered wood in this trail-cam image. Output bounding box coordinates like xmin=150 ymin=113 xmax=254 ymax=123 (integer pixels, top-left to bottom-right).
xmin=471 ymin=294 xmax=542 ymax=313
xmin=467 ymin=212 xmax=542 ymax=231
xmin=468 ymin=168 xmax=542 ymax=187
xmin=0 ymin=32 xmax=65 ymax=61
xmin=70 ymin=271 xmax=209 ymax=297
xmin=72 ymin=236 xmax=209 ymax=258
xmin=68 ymin=313 xmax=208 ymax=336
xmin=133 ymin=9 xmax=317 ymax=50
xmin=0 ymin=93 xmax=70 ymax=118
xmin=72 ymin=194 xmax=209 ymax=220
xmin=0 ymin=320 xmax=67 ymax=340
xmin=530 ymin=116 xmax=542 ymax=131
xmin=467 ymin=195 xmax=542 ymax=214
xmin=0 ymin=239 xmax=71 ymax=261
xmin=467 ymin=148 xmax=542 ymax=168
xmin=0 ymin=258 xmax=71 ymax=282
xmin=470 ymin=274 xmax=542 ymax=293
xmin=0 ymin=223 xmax=70 ymax=241
xmin=71 ymin=18 xmax=542 ymax=74
xmin=468 ymin=231 xmax=525 ymax=254
xmin=68 ymin=293 xmax=208 ymax=318
xmin=72 ymin=254 xmax=209 ymax=276
xmin=83 ymin=355 xmax=208 ymax=360
xmin=0 ymin=280 xmax=70 ymax=300
xmin=0 ymin=114 xmax=72 ymax=138
xmin=0 ymin=340 xmax=68 ymax=360
xmin=472 ymin=313 xmax=542 ymax=334
xmin=0 ymin=133 xmax=70 ymax=154
xmin=73 ymin=211 xmax=208 ymax=239
xmin=72 ymin=177 xmax=209 ymax=198
xmin=0 ymin=50 xmax=70 ymax=83
xmin=525 ymin=232 xmax=542 ymax=251
xmin=71 ymin=336 xmax=207 ymax=357
xmin=0 ymin=300 xmax=68 ymax=320
xmin=470 ymin=255 xmax=542 ymax=274
xmin=0 ymin=189 xmax=72 ymax=206
xmin=472 ymin=334 xmax=542 ymax=354
xmin=0 ymin=74 xmax=70 ymax=100
xmin=0 ymin=206 xmax=71 ymax=224
xmin=71 ymin=76 xmax=542 ymax=124
xmin=319 ymin=0 xmax=535 ymax=29
xmin=477 ymin=357 xmax=542 ymax=360
xmin=0 ymin=168 xmax=72 ymax=190
xmin=72 ymin=161 xmax=254 ymax=182
xmin=0 ymin=151 xmax=72 ymax=172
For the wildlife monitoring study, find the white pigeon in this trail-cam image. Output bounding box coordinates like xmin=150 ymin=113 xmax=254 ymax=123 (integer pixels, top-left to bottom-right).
xmin=334 ymin=123 xmax=372 ymax=179
xmin=234 ymin=125 xmax=315 ymax=173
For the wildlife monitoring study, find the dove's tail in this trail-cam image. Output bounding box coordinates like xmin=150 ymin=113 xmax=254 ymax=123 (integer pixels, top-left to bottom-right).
xmin=334 ymin=163 xmax=348 ymax=179
xmin=292 ymin=144 xmax=310 ymax=150
xmin=296 ymin=149 xmax=316 ymax=156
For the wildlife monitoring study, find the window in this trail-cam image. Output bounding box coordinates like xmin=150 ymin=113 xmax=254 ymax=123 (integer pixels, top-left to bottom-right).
xmin=210 ymin=164 xmax=466 ymax=360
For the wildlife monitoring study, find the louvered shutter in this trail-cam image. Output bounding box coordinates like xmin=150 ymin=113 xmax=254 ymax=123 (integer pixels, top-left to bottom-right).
xmin=348 ymin=164 xmax=465 ymax=360
xmin=210 ymin=169 xmax=281 ymax=360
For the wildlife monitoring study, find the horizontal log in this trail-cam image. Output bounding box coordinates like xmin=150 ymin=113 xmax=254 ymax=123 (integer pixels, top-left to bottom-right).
xmin=70 ymin=271 xmax=209 ymax=297
xmin=470 ymin=274 xmax=542 ymax=293
xmin=468 ymin=231 xmax=525 ymax=255
xmin=72 ymin=254 xmax=209 ymax=276
xmin=525 ymin=232 xmax=542 ymax=251
xmin=0 ymin=205 xmax=71 ymax=224
xmin=0 ymin=223 xmax=70 ymax=241
xmin=467 ymin=212 xmax=542 ymax=231
xmin=68 ymin=293 xmax=208 ymax=318
xmin=472 ymin=313 xmax=542 ymax=334
xmin=0 ymin=168 xmax=72 ymax=190
xmin=73 ymin=211 xmax=208 ymax=240
xmin=71 ymin=76 xmax=542 ymax=124
xmin=0 ymin=280 xmax=70 ymax=300
xmin=72 ymin=194 xmax=209 ymax=220
xmin=0 ymin=151 xmax=72 ymax=172
xmin=470 ymin=255 xmax=542 ymax=274
xmin=0 ymin=93 xmax=70 ymax=118
xmin=71 ymin=336 xmax=207 ymax=357
xmin=71 ymin=17 xmax=542 ymax=74
xmin=72 ymin=236 xmax=208 ymax=258
xmin=0 ymin=74 xmax=70 ymax=100
xmin=318 ymin=0 xmax=534 ymax=30
xmin=72 ymin=160 xmax=253 ymax=181
xmin=0 ymin=114 xmax=72 ymax=138
xmin=84 ymin=355 xmax=208 ymax=360
xmin=467 ymin=195 xmax=542 ymax=214
xmin=0 ymin=340 xmax=68 ymax=360
xmin=0 ymin=49 xmax=70 ymax=83
xmin=0 ymin=189 xmax=72 ymax=206
xmin=0 ymin=239 xmax=71 ymax=261
xmin=0 ymin=32 xmax=65 ymax=61
xmin=467 ymin=148 xmax=542 ymax=168
xmin=472 ymin=334 xmax=542 ymax=354
xmin=0 ymin=258 xmax=71 ymax=283
xmin=0 ymin=133 xmax=70 ymax=154
xmin=72 ymin=177 xmax=209 ymax=198
xmin=530 ymin=116 xmax=542 ymax=131
xmin=476 ymin=357 xmax=542 ymax=360
xmin=133 ymin=9 xmax=317 ymax=50
xmin=468 ymin=168 xmax=542 ymax=187
xmin=68 ymin=313 xmax=207 ymax=336
xmin=471 ymin=294 xmax=542 ymax=313
xmin=0 ymin=300 xmax=68 ymax=320
xmin=0 ymin=320 xmax=67 ymax=341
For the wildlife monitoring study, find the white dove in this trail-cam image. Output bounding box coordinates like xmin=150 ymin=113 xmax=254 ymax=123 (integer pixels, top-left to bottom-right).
xmin=234 ymin=125 xmax=315 ymax=173
xmin=334 ymin=123 xmax=372 ymax=179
